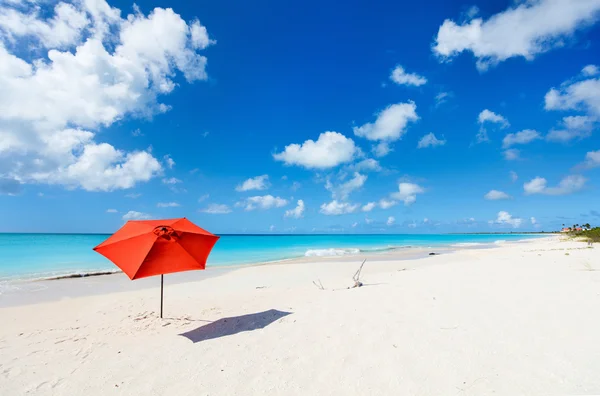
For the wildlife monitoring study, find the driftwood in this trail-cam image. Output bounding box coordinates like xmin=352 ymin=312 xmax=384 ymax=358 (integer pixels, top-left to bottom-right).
xmin=351 ymin=259 xmax=366 ymax=288
xmin=312 ymin=279 xmax=325 ymax=290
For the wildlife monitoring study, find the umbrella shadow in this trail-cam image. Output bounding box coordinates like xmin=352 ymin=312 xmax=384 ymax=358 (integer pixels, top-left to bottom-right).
xmin=179 ymin=309 xmax=292 ymax=343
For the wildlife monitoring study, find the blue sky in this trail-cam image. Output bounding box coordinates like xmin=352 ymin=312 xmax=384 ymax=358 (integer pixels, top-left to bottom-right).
xmin=0 ymin=0 xmax=599 ymax=233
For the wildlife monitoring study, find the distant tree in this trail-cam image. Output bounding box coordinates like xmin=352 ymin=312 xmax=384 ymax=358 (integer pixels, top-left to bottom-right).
xmin=584 ymin=223 xmax=591 ymax=230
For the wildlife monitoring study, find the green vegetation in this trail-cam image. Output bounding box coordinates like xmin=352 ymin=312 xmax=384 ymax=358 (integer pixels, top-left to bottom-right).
xmin=570 ymin=226 xmax=600 ymax=243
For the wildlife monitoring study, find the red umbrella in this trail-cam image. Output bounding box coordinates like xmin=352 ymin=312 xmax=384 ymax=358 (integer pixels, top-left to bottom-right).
xmin=93 ymin=218 xmax=219 ymax=318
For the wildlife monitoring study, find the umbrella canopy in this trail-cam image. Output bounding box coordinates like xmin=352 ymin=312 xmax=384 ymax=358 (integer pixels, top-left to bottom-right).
xmin=93 ymin=218 xmax=219 ymax=318
xmin=93 ymin=218 xmax=219 ymax=280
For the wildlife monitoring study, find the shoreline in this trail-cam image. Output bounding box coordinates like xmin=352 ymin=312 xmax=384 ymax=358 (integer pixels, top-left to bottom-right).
xmin=1 ymin=234 xmax=545 ymax=284
xmin=0 ymin=236 xmax=550 ymax=308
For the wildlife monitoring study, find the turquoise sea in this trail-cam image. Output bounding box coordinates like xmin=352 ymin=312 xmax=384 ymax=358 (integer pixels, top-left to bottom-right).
xmin=0 ymin=233 xmax=543 ymax=282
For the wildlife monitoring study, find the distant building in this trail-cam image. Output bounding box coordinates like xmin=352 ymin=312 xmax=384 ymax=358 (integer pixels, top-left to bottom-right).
xmin=561 ymin=227 xmax=571 ymax=233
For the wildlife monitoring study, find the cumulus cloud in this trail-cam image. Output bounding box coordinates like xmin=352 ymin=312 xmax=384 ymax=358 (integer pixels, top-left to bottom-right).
xmin=545 ymin=74 xmax=600 ymax=117
xmin=362 ymin=202 xmax=376 ymax=212
xmin=579 ymin=150 xmax=600 ymax=169
xmin=502 ymin=129 xmax=541 ymax=148
xmin=503 ymin=149 xmax=520 ymax=161
xmin=157 ymin=202 xmax=180 ymax=208
xmin=238 ymin=195 xmax=288 ymax=211
xmin=122 ymin=210 xmax=151 ymax=221
xmin=273 ymin=131 xmax=358 ymax=169
xmin=199 ymin=203 xmax=231 ymax=214
xmin=391 ymin=182 xmax=425 ymax=206
xmin=524 ymin=175 xmax=586 ymax=195
xmin=106 ymin=208 xmax=118 ymax=213
xmin=162 ymin=177 xmax=182 ymax=185
xmin=389 ymin=65 xmax=427 ymax=86
xmin=164 ymin=155 xmax=175 ymax=169
xmin=372 ymin=142 xmax=391 ymax=157
xmin=582 ymin=64 xmax=599 ymax=77
xmin=319 ymin=200 xmax=359 ymax=215
xmin=477 ymin=109 xmax=509 ymax=143
xmin=379 ymin=198 xmax=398 ymax=209
xmin=285 ymin=199 xmax=305 ymax=218
xmin=417 ymin=132 xmax=446 ymax=148
xmin=484 ymin=190 xmax=511 ymax=200
xmin=326 ymin=172 xmax=367 ymax=200
xmin=236 ymin=174 xmax=270 ymax=192
xmin=352 ymin=159 xmax=382 ymax=172
xmin=489 ymin=211 xmax=522 ymax=228
xmin=547 ymin=116 xmax=595 ymax=142
xmin=478 ymin=109 xmax=509 ymax=126
xmin=433 ymin=0 xmax=600 ymax=71
xmin=354 ymin=102 xmax=419 ymax=142
xmin=0 ymin=1 xmax=214 ymax=191
xmin=386 ymin=216 xmax=396 ymax=226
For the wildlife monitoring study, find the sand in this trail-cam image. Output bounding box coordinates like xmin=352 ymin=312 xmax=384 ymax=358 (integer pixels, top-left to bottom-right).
xmin=1 ymin=236 xmax=599 ymax=395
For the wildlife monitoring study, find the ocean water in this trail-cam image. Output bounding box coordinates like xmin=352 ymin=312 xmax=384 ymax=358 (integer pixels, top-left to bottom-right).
xmin=0 ymin=233 xmax=543 ymax=282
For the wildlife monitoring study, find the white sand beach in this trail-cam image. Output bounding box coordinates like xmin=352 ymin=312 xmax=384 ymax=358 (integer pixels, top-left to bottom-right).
xmin=1 ymin=236 xmax=600 ymax=395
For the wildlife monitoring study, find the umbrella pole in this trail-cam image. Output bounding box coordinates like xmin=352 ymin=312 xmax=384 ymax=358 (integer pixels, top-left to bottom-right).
xmin=160 ymin=274 xmax=164 ymax=319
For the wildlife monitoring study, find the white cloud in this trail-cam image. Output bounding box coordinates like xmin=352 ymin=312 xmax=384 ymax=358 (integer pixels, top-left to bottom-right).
xmin=490 ymin=211 xmax=522 ymax=228
xmin=417 ymin=132 xmax=446 ymax=148
xmin=291 ymin=181 xmax=301 ymax=191
xmin=510 ymin=171 xmax=518 ymax=182
xmin=106 ymin=208 xmax=117 ymax=213
xmin=198 ymin=194 xmax=209 ymax=202
xmin=389 ymin=65 xmax=427 ymax=86
xmin=503 ymin=149 xmax=520 ymax=161
xmin=379 ymin=198 xmax=398 ymax=209
xmin=320 ymin=200 xmax=359 ymax=215
xmin=433 ymin=0 xmax=600 ymax=71
xmin=531 ymin=217 xmax=537 ymax=225
xmin=391 ymin=182 xmax=425 ymax=206
xmin=162 ymin=177 xmax=182 ymax=185
xmin=373 ymin=142 xmax=391 ymax=157
xmin=157 ymin=202 xmax=180 ymax=208
xmin=478 ymin=109 xmax=509 ymax=126
xmin=285 ymin=199 xmax=305 ymax=218
xmin=362 ymin=202 xmax=376 ymax=212
xmin=239 ymin=195 xmax=288 ymax=211
xmin=352 ymin=158 xmax=382 ymax=172
xmin=269 ymin=225 xmax=276 ymax=232
xmin=502 ymin=129 xmax=541 ymax=148
xmin=125 ymin=193 xmax=141 ymax=199
xmin=484 ymin=190 xmax=511 ymax=200
xmin=326 ymin=172 xmax=367 ymax=200
xmin=545 ymin=76 xmax=600 ymax=117
xmin=580 ymin=150 xmax=600 ymax=169
xmin=386 ymin=216 xmax=395 ymax=226
xmin=352 ymin=222 xmax=358 ymax=228
xmin=582 ymin=64 xmax=599 ymax=77
xmin=435 ymin=91 xmax=452 ymax=107
xmin=164 ymin=155 xmax=175 ymax=169
xmin=273 ymin=131 xmax=358 ymax=169
xmin=547 ymin=115 xmax=595 ymax=142
xmin=0 ymin=2 xmax=213 ymax=191
xmin=122 ymin=210 xmax=151 ymax=221
xmin=524 ymin=175 xmax=586 ymax=195
xmin=477 ymin=109 xmax=509 ymax=143
xmin=236 ymin=174 xmax=270 ymax=192
xmin=200 ymin=203 xmax=231 ymax=214
xmin=353 ymin=102 xmax=419 ymax=146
